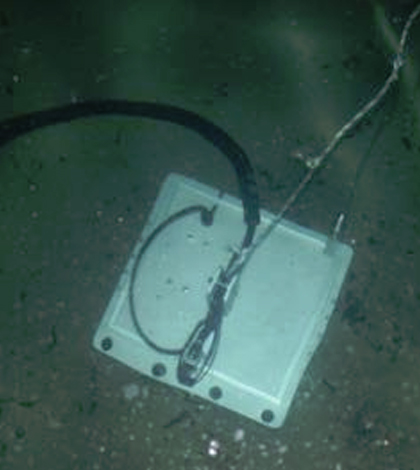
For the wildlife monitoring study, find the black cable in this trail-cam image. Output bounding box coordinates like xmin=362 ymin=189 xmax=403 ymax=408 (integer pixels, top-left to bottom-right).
xmin=0 ymin=100 xmax=260 ymax=234
xmin=176 ymin=249 xmax=239 ymax=386
xmin=128 ymin=204 xmax=215 ymax=356
xmin=129 ymin=202 xmax=234 ymax=386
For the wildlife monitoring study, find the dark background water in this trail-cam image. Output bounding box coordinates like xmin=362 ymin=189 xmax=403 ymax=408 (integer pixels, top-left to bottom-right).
xmin=1 ymin=0 xmax=420 ymax=468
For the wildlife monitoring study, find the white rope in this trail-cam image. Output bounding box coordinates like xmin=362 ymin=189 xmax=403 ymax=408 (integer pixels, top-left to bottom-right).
xmin=233 ymin=3 xmax=420 ymax=277
xmin=306 ymin=2 xmax=420 ymax=170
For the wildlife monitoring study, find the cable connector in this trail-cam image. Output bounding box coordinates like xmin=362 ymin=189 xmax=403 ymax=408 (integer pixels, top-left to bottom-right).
xmin=392 ymin=53 xmax=405 ymax=72
xmin=207 ymin=266 xmax=240 ymax=317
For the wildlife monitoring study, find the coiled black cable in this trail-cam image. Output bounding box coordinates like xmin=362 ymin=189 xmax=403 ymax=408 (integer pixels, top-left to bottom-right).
xmin=128 ymin=203 xmax=233 ymax=386
xmin=128 ymin=205 xmax=214 ymax=357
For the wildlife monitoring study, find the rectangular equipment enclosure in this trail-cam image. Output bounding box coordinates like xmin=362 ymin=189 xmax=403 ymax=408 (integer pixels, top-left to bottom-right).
xmin=93 ymin=173 xmax=353 ymax=428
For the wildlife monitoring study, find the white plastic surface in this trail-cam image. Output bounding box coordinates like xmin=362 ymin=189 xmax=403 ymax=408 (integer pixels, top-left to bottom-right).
xmin=93 ymin=173 xmax=353 ymax=428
